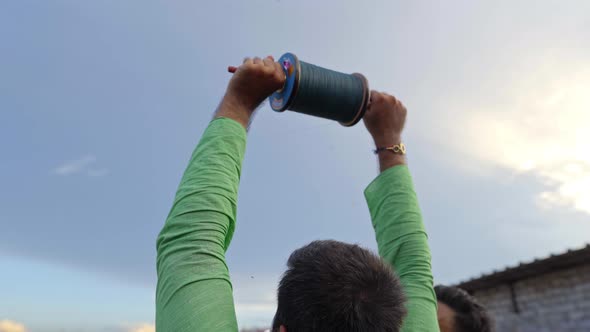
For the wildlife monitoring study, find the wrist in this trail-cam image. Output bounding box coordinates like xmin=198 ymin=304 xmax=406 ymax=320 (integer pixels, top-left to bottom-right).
xmin=216 ymin=94 xmax=254 ymax=129
xmin=372 ymin=134 xmax=402 ymax=148
xmin=378 ymin=153 xmax=406 ymax=172
xmin=374 ymin=139 xmax=406 ymax=173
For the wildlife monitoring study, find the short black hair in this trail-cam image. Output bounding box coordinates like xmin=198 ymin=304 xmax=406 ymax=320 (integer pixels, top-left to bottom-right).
xmin=435 ymin=285 xmax=494 ymax=332
xmin=272 ymin=240 xmax=406 ymax=332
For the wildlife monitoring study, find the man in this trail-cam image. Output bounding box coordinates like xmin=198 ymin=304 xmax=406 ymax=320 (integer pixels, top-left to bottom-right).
xmin=435 ymin=285 xmax=493 ymax=332
xmin=156 ymin=55 xmax=439 ymax=331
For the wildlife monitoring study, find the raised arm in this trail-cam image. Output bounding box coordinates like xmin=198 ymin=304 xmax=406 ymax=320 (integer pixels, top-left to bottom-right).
xmin=363 ymin=92 xmax=439 ymax=332
xmin=156 ymin=56 xmax=285 ymax=331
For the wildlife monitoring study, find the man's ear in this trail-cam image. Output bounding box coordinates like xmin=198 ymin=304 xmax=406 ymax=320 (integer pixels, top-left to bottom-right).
xmin=279 ymin=325 xmax=287 ymax=332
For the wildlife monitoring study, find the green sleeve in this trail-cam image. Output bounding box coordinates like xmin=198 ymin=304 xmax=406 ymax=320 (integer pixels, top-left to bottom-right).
xmin=156 ymin=117 xmax=246 ymax=332
xmin=364 ymin=165 xmax=440 ymax=332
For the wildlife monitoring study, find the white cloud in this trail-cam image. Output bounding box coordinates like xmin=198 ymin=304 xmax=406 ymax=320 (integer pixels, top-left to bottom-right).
xmin=126 ymin=323 xmax=155 ymax=332
xmin=449 ymin=60 xmax=590 ymax=214
xmin=235 ymin=302 xmax=275 ymax=331
xmin=54 ymin=155 xmax=96 ymax=175
xmin=53 ymin=155 xmax=109 ymax=177
xmin=231 ymin=275 xmax=278 ymax=328
xmin=0 ymin=320 xmax=27 ymax=332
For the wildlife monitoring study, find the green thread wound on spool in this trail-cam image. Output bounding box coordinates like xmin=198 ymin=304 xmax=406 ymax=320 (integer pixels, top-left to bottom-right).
xmin=289 ymin=61 xmax=366 ymax=124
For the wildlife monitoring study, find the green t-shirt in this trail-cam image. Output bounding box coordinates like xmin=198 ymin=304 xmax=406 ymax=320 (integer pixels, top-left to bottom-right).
xmin=156 ymin=117 xmax=439 ymax=331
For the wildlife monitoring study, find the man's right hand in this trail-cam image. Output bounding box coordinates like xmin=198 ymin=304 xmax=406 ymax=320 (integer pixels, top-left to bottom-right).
xmin=216 ymin=56 xmax=285 ymax=129
xmin=363 ymin=91 xmax=408 ymax=171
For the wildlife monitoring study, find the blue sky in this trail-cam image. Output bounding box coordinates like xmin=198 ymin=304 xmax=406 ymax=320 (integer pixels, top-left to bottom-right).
xmin=2 ymin=1 xmax=590 ymax=331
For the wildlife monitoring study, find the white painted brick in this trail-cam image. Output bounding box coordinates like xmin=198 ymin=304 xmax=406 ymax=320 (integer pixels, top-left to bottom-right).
xmin=472 ymin=263 xmax=590 ymax=331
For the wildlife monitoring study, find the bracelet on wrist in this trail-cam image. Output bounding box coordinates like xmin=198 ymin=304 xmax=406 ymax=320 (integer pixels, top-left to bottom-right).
xmin=373 ymin=143 xmax=406 ymax=155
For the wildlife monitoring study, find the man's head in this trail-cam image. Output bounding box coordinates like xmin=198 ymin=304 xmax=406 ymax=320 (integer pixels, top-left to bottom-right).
xmin=435 ymin=285 xmax=493 ymax=332
xmin=272 ymin=240 xmax=406 ymax=332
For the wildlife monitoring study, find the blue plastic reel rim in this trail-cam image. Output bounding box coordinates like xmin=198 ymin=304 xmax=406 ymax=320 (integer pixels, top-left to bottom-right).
xmin=269 ymin=52 xmax=300 ymax=112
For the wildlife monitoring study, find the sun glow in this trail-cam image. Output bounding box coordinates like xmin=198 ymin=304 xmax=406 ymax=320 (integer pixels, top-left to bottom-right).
xmin=461 ymin=64 xmax=590 ymax=214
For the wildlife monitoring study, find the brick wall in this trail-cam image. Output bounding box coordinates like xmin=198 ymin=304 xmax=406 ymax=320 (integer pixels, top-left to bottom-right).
xmin=472 ymin=263 xmax=590 ymax=332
